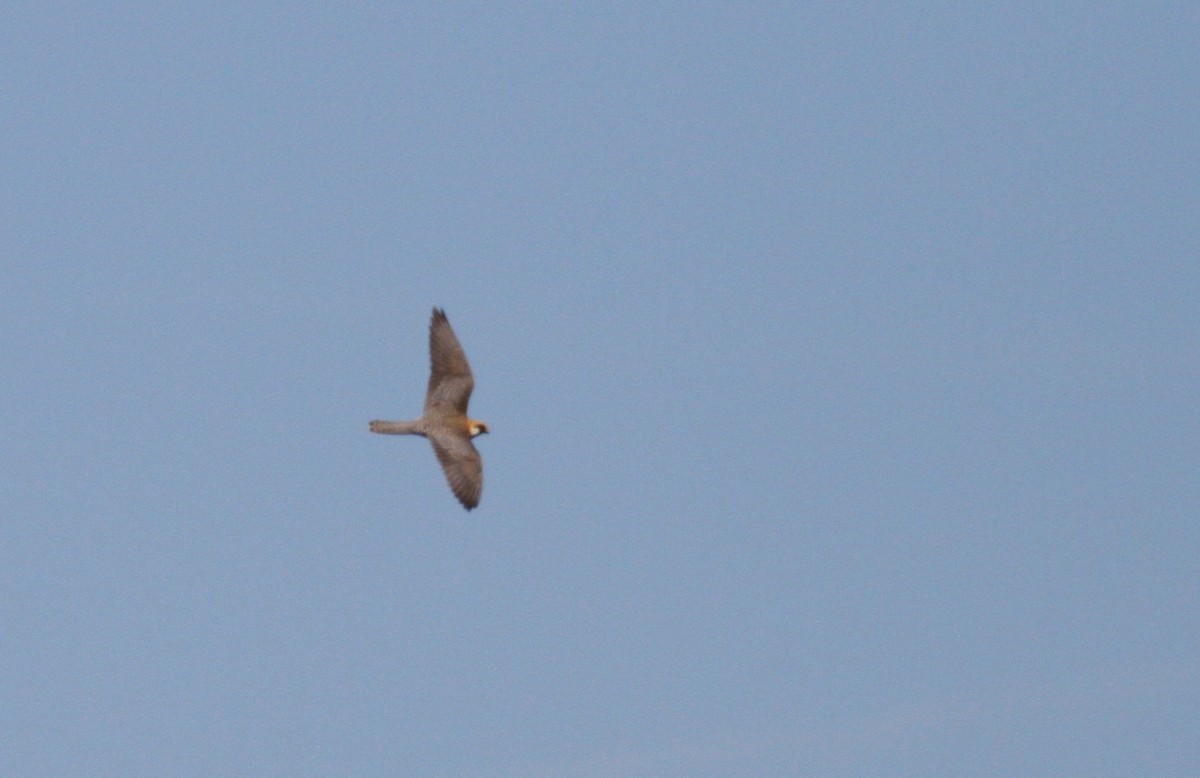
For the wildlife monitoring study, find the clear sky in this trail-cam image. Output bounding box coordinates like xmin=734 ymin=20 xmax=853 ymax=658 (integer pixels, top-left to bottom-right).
xmin=3 ymin=5 xmax=1197 ymax=776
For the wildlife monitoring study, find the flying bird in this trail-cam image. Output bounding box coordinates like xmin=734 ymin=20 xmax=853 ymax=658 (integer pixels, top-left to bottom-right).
xmin=370 ymin=308 xmax=489 ymax=510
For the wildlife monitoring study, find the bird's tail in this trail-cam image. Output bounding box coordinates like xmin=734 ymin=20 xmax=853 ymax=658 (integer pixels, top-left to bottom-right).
xmin=369 ymin=420 xmax=424 ymax=435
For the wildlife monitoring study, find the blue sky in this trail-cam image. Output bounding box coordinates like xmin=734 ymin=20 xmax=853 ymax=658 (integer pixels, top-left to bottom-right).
xmin=3 ymin=4 xmax=1197 ymax=776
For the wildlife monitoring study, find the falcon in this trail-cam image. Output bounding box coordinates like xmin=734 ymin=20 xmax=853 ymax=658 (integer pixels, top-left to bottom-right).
xmin=370 ymin=308 xmax=489 ymax=510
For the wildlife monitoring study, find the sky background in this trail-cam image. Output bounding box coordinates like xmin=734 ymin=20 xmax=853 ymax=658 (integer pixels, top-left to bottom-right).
xmin=3 ymin=4 xmax=1197 ymax=776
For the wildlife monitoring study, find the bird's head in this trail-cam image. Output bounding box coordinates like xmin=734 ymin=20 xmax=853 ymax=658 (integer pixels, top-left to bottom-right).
xmin=468 ymin=420 xmax=489 ymax=438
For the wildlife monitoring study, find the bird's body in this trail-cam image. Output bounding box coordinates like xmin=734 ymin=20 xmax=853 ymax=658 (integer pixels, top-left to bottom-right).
xmin=369 ymin=308 xmax=488 ymax=510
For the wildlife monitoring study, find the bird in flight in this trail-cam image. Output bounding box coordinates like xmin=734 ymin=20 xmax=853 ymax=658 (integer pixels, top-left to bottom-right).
xmin=370 ymin=308 xmax=489 ymax=510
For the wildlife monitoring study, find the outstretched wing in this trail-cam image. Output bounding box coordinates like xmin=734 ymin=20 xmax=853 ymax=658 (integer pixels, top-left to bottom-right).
xmin=425 ymin=308 xmax=475 ymax=415
xmin=428 ymin=431 xmax=483 ymax=510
